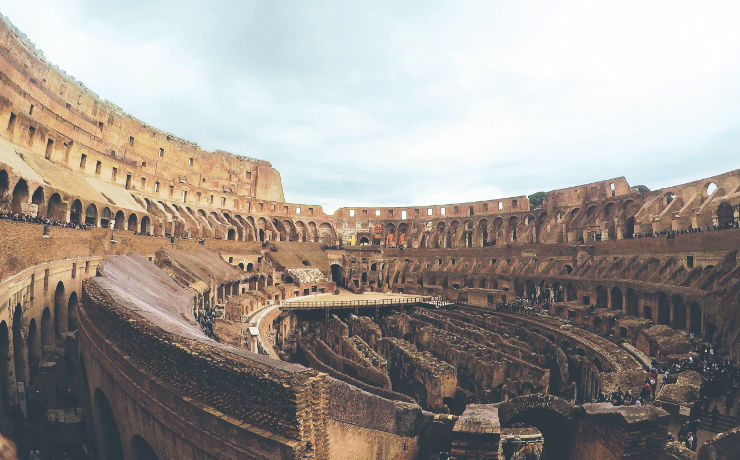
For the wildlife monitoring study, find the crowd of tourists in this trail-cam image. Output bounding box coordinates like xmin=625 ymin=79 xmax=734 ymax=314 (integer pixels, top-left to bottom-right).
xmin=497 ymin=297 xmax=552 ymax=315
xmin=0 ymin=211 xmax=88 ymax=229
xmin=628 ymin=221 xmax=738 ymax=240
xmin=194 ymin=304 xmax=218 ymax=340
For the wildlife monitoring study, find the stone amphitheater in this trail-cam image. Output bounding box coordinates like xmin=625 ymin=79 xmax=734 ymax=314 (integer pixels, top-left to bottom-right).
xmin=0 ymin=12 xmax=738 ymax=460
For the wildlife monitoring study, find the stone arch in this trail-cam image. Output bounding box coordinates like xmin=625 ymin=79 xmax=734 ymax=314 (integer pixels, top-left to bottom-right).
xmin=85 ymin=203 xmax=98 ymax=226
xmin=12 ymin=304 xmax=29 ymax=386
xmin=94 ymin=388 xmax=125 ymax=460
xmin=330 ymin=264 xmax=342 ymax=284
xmin=594 ymin=285 xmax=607 ymax=307
xmin=508 ymin=216 xmax=518 ymax=241
xmin=566 ymin=283 xmax=577 ymax=301
xmin=47 ymin=193 xmax=63 ymax=221
xmin=227 ymin=228 xmax=236 ymax=240
xmin=101 ymin=207 xmax=112 ymax=228
xmin=610 ymin=287 xmax=623 ymax=311
xmin=41 ymin=307 xmax=53 ymax=354
xmin=114 ymin=210 xmax=125 ymax=230
xmin=131 ymin=434 xmax=159 ymax=460
xmin=128 ymin=213 xmax=138 ymax=231
xmin=31 ymin=186 xmax=44 ymax=207
xmin=716 ymin=202 xmax=733 ymax=228
xmin=294 ymin=220 xmax=307 ymax=242
xmin=625 ymin=288 xmax=639 ymax=316
xmin=11 ymin=178 xmax=29 ymax=214
xmin=27 ymin=318 xmax=40 ymax=381
xmin=0 ymin=169 xmax=8 ymax=199
xmin=140 ymin=215 xmax=151 ymax=234
xmin=0 ymin=321 xmax=10 ymax=408
xmin=657 ymin=293 xmax=670 ymax=325
xmin=68 ymin=291 xmax=79 ymax=332
xmin=496 ymin=394 xmax=575 ymax=460
xmin=318 ymin=222 xmax=336 ymax=243
xmin=689 ymin=301 xmax=701 ymax=335
xmin=246 ymin=262 xmax=254 ymax=272
xmin=54 ymin=281 xmax=67 ymax=338
xmin=671 ymin=295 xmax=686 ymax=330
xmin=70 ymin=199 xmax=83 ymax=225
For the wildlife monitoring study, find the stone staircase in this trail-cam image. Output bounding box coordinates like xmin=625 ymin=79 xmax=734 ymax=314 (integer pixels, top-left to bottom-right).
xmin=698 ymin=413 xmax=738 ymax=433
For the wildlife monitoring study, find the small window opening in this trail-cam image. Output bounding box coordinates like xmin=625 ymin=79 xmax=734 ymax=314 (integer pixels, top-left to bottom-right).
xmin=45 ymin=139 xmax=54 ymax=159
xmin=7 ymin=112 xmax=17 ymax=130
xmin=29 ymin=104 xmax=34 ymax=115
xmin=154 ymin=181 xmax=159 ymax=192
xmin=125 ymin=173 xmax=132 ymax=189
xmin=159 ymin=148 xmax=164 ymax=157
xmin=129 ymin=136 xmax=134 ymax=146
xmin=79 ymin=153 xmax=87 ymax=169
xmin=112 ymin=167 xmax=117 ymax=180
xmin=95 ymin=161 xmax=102 ymax=175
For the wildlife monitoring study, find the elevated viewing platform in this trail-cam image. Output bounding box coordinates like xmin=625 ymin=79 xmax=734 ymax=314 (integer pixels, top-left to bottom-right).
xmin=279 ymin=290 xmax=434 ymax=311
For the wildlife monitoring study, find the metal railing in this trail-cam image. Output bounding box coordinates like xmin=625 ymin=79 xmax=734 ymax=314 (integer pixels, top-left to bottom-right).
xmin=280 ymin=295 xmax=432 ymax=309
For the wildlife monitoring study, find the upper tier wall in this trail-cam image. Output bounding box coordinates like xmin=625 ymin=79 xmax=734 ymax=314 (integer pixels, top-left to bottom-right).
xmin=0 ymin=14 xmax=287 ymax=203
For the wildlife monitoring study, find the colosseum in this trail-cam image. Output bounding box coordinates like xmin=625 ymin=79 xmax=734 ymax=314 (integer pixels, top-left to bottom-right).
xmin=0 ymin=11 xmax=738 ymax=460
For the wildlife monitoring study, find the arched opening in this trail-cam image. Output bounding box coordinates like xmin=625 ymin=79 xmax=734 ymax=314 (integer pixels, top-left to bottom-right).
xmin=12 ymin=304 xmax=29 ymax=386
xmin=361 ymin=272 xmax=368 ymax=285
xmin=68 ymin=292 xmax=78 ymax=332
xmin=359 ymin=236 xmax=369 ymax=245
xmin=508 ymin=216 xmax=518 ymax=241
xmin=27 ymin=318 xmax=40 ymax=381
xmin=114 ymin=211 xmax=125 ymax=229
xmin=100 ymin=207 xmax=112 ymax=228
xmin=610 ymin=287 xmax=622 ymax=311
xmin=70 ymin=199 xmax=83 ymax=225
xmin=131 ymin=435 xmax=159 ymax=460
xmin=85 ymin=203 xmax=98 ymax=226
xmin=140 ymin=216 xmax=150 ymax=234
xmin=0 ymin=170 xmax=8 ymax=197
xmin=657 ymin=293 xmax=670 ymax=325
xmin=717 ymin=202 xmax=733 ymax=229
xmin=689 ymin=302 xmax=701 ymax=335
xmin=267 ymin=275 xmax=273 ymax=287
xmin=11 ymin=178 xmax=29 ymax=214
xmin=41 ymin=307 xmax=53 ymax=355
xmin=259 ymin=229 xmax=265 ymax=242
xmin=94 ymin=388 xmax=124 ymax=460
xmin=246 ymin=263 xmax=254 ymax=272
xmin=624 ymin=216 xmax=635 ymax=238
xmin=0 ymin=321 xmax=10 ymax=407
xmin=238 ymin=263 xmax=244 ymax=270
xmin=502 ymin=407 xmax=572 ymax=460
xmin=31 ymin=186 xmax=44 ymax=207
xmin=227 ymin=228 xmax=236 ymax=240
xmin=330 ymin=264 xmax=342 ymax=285
xmin=672 ymin=295 xmax=686 ymax=330
xmin=47 ymin=193 xmax=63 ymax=221
xmin=625 ymin=288 xmax=638 ymax=316
xmin=54 ymin=281 xmax=67 ymax=338
xmin=127 ymin=213 xmax=138 ymax=231
xmin=706 ymin=182 xmax=717 ymax=196
xmin=595 ymin=285 xmax=607 ymax=308
xmin=566 ymin=283 xmax=576 ymax=301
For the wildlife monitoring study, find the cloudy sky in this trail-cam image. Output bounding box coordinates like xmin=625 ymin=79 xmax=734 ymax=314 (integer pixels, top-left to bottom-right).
xmin=1 ymin=1 xmax=739 ymax=212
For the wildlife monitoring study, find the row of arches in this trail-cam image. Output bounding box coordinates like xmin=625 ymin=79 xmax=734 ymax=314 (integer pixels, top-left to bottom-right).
xmin=0 ymin=281 xmax=78 ymax=410
xmin=0 ymin=170 xmax=153 ymax=233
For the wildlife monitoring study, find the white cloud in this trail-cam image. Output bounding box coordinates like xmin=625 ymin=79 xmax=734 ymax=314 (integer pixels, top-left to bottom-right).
xmin=1 ymin=0 xmax=738 ymax=212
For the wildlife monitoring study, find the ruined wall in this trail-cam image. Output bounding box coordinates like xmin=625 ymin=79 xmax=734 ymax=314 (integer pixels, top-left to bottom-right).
xmin=79 ymin=262 xmax=329 ymax=459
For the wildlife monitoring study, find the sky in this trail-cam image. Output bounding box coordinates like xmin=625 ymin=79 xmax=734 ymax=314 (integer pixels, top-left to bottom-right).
xmin=1 ymin=1 xmax=739 ymax=213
